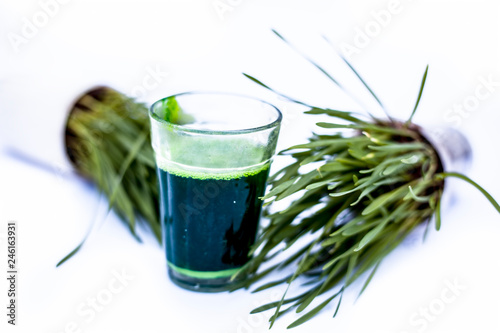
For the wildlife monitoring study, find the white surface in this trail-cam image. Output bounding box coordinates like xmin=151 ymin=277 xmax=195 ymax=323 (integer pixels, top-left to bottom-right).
xmin=1 ymin=1 xmax=500 ymax=332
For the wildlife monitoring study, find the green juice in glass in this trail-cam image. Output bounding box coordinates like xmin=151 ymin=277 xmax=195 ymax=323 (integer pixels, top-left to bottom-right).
xmin=150 ymin=93 xmax=281 ymax=291
xmin=158 ymin=163 xmax=269 ymax=286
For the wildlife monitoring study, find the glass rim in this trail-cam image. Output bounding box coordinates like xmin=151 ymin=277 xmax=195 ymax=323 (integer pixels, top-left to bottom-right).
xmin=149 ymin=91 xmax=282 ymax=135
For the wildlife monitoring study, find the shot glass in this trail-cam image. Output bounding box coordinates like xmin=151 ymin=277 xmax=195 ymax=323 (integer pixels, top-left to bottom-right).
xmin=149 ymin=92 xmax=282 ymax=292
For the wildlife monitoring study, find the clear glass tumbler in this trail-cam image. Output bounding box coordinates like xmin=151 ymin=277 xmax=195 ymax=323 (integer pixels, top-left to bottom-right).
xmin=149 ymin=92 xmax=282 ymax=292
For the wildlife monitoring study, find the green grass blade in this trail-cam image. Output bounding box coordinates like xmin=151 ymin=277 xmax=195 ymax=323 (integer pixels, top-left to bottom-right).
xmin=243 ymin=73 xmax=311 ymax=107
xmin=407 ymin=65 xmax=429 ymax=124
xmin=243 ymin=73 xmax=272 ymax=90
xmin=287 ymin=293 xmax=339 ymax=329
xmin=354 ymin=218 xmax=389 ymax=252
xmin=107 ymin=131 xmax=148 ymax=208
xmin=435 ymin=197 xmax=442 ymax=231
xmin=407 ymin=185 xmax=432 ymax=203
xmin=251 ymin=294 xmax=305 ymax=314
xmin=253 ymin=276 xmax=292 ymax=293
xmin=305 ymin=108 xmax=367 ymax=123
xmin=56 ymin=240 xmax=85 ymax=267
xmin=436 ymin=172 xmax=500 ymax=213
xmin=356 ymin=261 xmax=381 ymax=300
xmin=272 ymin=30 xmax=341 ymax=87
xmin=362 ymin=185 xmax=408 ymax=216
xmin=332 ymin=288 xmax=345 ymax=318
xmin=340 ymin=55 xmax=385 ymax=111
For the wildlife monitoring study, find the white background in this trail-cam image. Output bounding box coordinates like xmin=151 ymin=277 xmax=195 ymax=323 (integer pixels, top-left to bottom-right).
xmin=1 ymin=1 xmax=500 ymax=332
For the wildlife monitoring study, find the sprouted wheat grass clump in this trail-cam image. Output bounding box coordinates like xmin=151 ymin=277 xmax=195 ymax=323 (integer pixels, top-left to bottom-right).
xmin=61 ymin=87 xmax=160 ymax=265
xmin=232 ymin=31 xmax=500 ymax=328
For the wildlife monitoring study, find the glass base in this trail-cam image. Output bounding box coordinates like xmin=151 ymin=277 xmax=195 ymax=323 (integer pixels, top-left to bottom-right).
xmin=167 ymin=265 xmax=243 ymax=293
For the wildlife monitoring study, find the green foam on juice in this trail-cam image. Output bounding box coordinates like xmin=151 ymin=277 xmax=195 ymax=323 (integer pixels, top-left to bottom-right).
xmin=158 ymin=160 xmax=270 ymax=181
